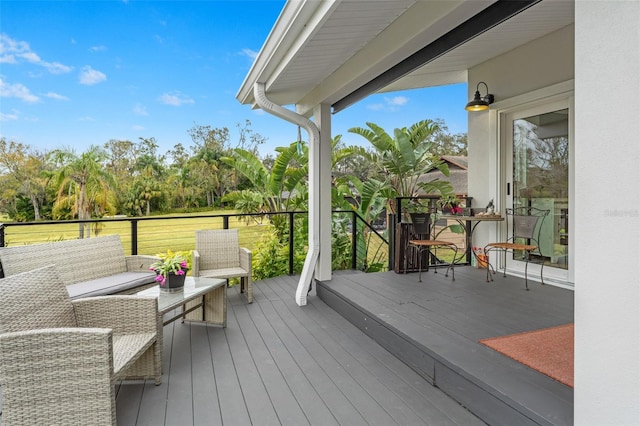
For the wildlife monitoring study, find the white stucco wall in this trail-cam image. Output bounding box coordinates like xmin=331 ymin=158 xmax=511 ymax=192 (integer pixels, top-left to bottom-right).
xmin=468 ymin=3 xmax=640 ymax=422
xmin=467 ymin=24 xmax=574 ymax=208
xmin=574 ymin=1 xmax=640 ymax=424
xmin=467 ymin=24 xmax=575 ymax=246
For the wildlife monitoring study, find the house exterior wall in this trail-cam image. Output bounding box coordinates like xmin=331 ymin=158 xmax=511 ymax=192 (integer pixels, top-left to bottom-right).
xmin=574 ymin=1 xmax=639 ymax=423
xmin=467 ymin=5 xmax=640 ymax=422
xmin=466 ymin=24 xmax=575 ymax=248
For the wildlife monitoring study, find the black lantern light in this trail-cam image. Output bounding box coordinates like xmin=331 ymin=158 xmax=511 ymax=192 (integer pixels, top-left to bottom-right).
xmin=465 ymin=81 xmax=494 ymax=112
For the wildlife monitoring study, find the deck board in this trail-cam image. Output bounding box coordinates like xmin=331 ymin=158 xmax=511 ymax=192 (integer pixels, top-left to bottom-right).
xmin=317 ymin=268 xmax=574 ymax=426
xmin=268 ymin=278 xmax=475 ymax=426
xmin=3 ymin=271 xmax=514 ymax=425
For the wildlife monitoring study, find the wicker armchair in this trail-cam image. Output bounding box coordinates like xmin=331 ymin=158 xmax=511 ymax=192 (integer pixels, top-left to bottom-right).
xmin=193 ymin=229 xmax=253 ymax=303
xmin=0 ymin=265 xmax=162 ymax=425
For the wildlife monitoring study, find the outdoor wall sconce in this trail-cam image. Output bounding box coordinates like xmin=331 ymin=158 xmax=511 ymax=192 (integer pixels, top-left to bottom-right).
xmin=465 ymin=81 xmax=494 ymax=112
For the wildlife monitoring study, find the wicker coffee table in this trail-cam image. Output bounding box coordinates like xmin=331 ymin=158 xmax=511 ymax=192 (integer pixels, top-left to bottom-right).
xmin=137 ymin=276 xmax=227 ymax=327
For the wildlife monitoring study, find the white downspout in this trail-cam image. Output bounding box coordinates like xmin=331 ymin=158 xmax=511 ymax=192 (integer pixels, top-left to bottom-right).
xmin=253 ymin=82 xmax=320 ymax=306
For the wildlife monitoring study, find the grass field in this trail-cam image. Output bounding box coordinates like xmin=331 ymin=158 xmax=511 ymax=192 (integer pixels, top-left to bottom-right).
xmin=1 ymin=211 xmax=274 ymax=255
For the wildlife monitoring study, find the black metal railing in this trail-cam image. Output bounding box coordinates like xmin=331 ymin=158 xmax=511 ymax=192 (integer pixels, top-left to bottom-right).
xmin=0 ymin=210 xmax=389 ymax=276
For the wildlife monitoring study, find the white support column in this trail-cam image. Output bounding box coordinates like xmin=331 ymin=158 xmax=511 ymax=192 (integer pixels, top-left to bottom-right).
xmin=313 ymin=103 xmax=333 ymax=281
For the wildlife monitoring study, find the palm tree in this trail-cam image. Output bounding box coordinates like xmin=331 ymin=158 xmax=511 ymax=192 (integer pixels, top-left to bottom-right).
xmin=220 ymin=142 xmax=307 ymax=216
xmin=51 ymin=146 xmax=116 ymax=238
xmin=348 ymin=119 xmax=454 ymax=213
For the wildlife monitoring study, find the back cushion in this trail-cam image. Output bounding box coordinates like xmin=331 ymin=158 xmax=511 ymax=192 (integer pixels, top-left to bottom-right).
xmin=196 ymin=229 xmax=240 ymax=270
xmin=0 ymin=265 xmax=77 ymax=334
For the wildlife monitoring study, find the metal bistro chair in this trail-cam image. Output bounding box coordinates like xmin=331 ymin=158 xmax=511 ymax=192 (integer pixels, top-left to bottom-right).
xmin=484 ymin=207 xmax=550 ymax=290
xmin=406 ymin=212 xmax=459 ymax=282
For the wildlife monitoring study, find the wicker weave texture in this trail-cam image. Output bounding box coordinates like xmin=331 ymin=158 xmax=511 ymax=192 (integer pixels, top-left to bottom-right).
xmin=0 ymin=264 xmax=76 ymax=334
xmin=195 ymin=229 xmax=240 ymax=270
xmin=0 ymin=328 xmax=116 ymax=425
xmin=0 ymin=235 xmax=128 ymax=284
xmin=194 ymin=229 xmax=253 ymax=303
xmin=182 ymin=284 xmax=227 ymax=326
xmin=0 ymin=265 xmax=162 ymax=424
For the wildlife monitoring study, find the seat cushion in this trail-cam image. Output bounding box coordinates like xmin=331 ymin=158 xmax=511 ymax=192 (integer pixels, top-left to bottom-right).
xmin=199 ymin=267 xmax=248 ymax=279
xmin=66 ymin=272 xmax=157 ymax=299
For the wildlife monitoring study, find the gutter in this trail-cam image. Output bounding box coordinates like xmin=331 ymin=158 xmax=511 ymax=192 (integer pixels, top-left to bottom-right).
xmin=253 ymin=82 xmax=320 ymax=306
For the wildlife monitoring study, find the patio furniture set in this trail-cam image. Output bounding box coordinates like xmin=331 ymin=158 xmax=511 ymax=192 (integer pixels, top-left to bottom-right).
xmin=0 ymin=229 xmax=251 ymax=424
xmin=405 ymin=207 xmax=550 ymax=289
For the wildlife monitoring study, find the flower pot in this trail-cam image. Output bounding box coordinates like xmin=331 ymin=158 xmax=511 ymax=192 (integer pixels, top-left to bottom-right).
xmin=159 ymin=272 xmax=186 ymax=292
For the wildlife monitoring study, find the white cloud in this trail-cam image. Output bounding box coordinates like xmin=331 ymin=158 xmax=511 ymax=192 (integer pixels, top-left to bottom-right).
xmin=78 ymin=116 xmax=95 ymax=122
xmin=132 ymin=125 xmax=145 ymax=131
xmin=366 ymin=96 xmax=410 ymax=112
xmin=158 ymin=92 xmax=194 ymax=106
xmin=79 ymin=66 xmax=107 ymax=85
xmin=241 ymin=48 xmax=258 ymax=60
xmin=133 ymin=104 xmax=149 ymax=116
xmin=89 ymin=45 xmax=107 ymax=52
xmin=45 ymin=62 xmax=73 ymax=74
xmin=44 ymin=92 xmax=69 ymax=101
xmin=0 ymin=34 xmax=73 ymax=74
xmin=0 ymin=54 xmax=17 ymax=64
xmin=0 ymin=111 xmax=19 ymax=122
xmin=0 ymin=78 xmax=40 ymax=103
xmin=386 ymin=96 xmax=408 ymax=106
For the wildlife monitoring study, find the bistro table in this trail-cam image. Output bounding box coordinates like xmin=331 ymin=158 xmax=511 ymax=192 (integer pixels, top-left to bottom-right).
xmin=439 ymin=214 xmax=504 ymax=265
xmin=137 ymin=276 xmax=227 ymax=327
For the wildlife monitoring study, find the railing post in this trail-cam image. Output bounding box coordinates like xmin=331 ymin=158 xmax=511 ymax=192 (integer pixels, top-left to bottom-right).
xmin=351 ymin=211 xmax=357 ymax=270
xmin=223 ymin=216 xmax=229 ymax=229
xmin=388 ymin=213 xmax=396 ymax=271
xmin=0 ymin=224 xmax=5 ymax=247
xmin=131 ymin=219 xmax=138 ymax=255
xmin=289 ymin=212 xmax=295 ymax=275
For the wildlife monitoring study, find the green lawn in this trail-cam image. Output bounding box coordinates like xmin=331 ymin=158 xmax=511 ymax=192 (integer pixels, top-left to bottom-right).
xmin=1 ymin=211 xmax=272 ymax=255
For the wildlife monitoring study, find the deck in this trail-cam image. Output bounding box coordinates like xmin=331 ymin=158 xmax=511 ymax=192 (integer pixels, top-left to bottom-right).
xmin=113 ymin=272 xmax=487 ymax=426
xmin=1 ymin=267 xmax=573 ymax=425
xmin=318 ymin=267 xmax=574 ymax=426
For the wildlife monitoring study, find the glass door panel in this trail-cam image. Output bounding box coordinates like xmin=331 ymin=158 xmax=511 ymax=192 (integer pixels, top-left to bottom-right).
xmin=510 ymin=108 xmax=569 ymax=274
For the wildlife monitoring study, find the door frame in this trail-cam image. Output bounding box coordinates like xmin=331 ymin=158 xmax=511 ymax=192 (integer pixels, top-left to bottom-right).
xmin=494 ymin=83 xmax=575 ymax=288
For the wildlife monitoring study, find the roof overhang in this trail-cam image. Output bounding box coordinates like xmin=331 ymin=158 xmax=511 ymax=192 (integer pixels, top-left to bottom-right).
xmin=236 ymin=0 xmax=574 ymax=116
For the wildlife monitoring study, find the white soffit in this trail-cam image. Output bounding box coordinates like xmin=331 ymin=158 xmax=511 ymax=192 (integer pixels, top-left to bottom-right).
xmin=383 ymin=0 xmax=575 ymax=93
xmin=237 ymin=0 xmax=575 ymax=110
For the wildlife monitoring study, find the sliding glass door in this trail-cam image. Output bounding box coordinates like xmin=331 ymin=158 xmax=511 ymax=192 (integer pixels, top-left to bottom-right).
xmin=504 ymin=99 xmax=572 ymax=285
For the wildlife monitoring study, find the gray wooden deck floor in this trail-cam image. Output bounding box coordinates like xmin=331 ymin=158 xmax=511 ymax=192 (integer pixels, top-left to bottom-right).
xmin=317 ymin=267 xmax=574 ymax=426
xmin=114 ymin=274 xmax=485 ymax=426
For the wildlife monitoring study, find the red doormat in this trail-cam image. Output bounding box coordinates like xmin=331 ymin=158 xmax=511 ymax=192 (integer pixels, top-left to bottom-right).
xmin=480 ymin=323 xmax=574 ymax=387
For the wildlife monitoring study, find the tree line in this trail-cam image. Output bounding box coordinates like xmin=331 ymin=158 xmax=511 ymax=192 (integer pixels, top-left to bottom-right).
xmin=0 ymin=118 xmax=467 ymax=228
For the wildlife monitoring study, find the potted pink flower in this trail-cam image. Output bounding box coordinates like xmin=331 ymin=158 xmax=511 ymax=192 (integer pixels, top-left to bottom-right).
xmin=150 ymin=250 xmax=190 ymax=292
xmin=438 ymin=195 xmax=463 ymax=215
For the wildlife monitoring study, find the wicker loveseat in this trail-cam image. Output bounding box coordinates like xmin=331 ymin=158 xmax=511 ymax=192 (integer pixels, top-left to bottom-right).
xmin=0 ymin=265 xmax=162 ymax=424
xmin=0 ymin=235 xmax=158 ymax=299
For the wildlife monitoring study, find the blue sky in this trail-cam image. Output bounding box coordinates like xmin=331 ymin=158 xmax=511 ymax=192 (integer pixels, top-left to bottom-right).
xmin=1 ymin=1 xmax=468 ymax=158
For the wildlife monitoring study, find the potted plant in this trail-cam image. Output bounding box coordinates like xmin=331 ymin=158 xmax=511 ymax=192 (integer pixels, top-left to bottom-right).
xmin=438 ymin=195 xmax=463 ymax=215
xmin=150 ymin=250 xmax=190 ymax=292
